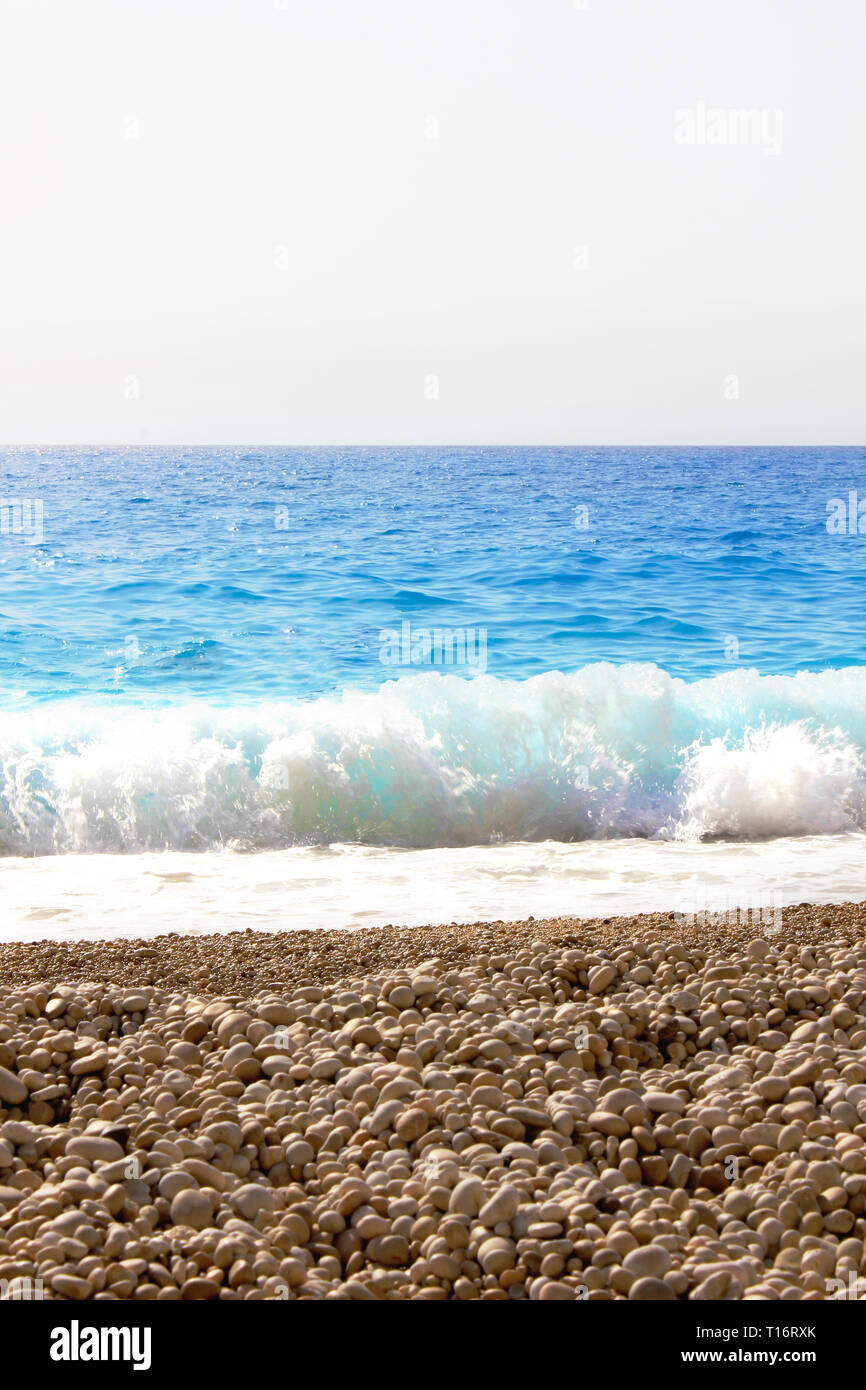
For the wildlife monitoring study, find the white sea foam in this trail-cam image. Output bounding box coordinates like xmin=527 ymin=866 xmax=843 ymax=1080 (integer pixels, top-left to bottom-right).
xmin=676 ymin=724 xmax=866 ymax=839
xmin=0 ymin=663 xmax=864 ymax=853
xmin=1 ymin=835 xmax=864 ymax=941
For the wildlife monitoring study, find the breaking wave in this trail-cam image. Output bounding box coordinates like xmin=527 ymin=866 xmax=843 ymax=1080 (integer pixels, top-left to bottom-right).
xmin=0 ymin=663 xmax=864 ymax=853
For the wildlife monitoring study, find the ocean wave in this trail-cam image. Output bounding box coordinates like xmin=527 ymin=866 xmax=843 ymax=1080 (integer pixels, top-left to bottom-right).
xmin=0 ymin=663 xmax=865 ymax=853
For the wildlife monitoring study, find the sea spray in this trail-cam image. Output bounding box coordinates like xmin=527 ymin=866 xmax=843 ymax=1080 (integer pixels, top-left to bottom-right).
xmin=0 ymin=663 xmax=864 ymax=853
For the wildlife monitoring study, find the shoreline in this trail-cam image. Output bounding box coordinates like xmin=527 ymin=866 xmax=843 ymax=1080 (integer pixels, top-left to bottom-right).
xmin=2 ymin=900 xmax=865 ymax=1301
xmin=3 ymin=834 xmax=866 ymax=939
xmin=1 ymin=898 xmax=862 ymax=991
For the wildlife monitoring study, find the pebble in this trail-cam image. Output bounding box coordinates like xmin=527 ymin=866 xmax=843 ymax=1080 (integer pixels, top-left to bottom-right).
xmin=624 ymin=1246 xmax=671 ymax=1279
xmin=629 ymin=1277 xmax=676 ymax=1301
xmin=0 ymin=905 xmax=865 ymax=1300
xmin=170 ymin=1190 xmax=213 ymax=1231
xmin=0 ymin=1067 xmax=27 ymax=1105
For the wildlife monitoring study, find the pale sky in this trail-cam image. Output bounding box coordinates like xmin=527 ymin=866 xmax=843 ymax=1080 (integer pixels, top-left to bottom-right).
xmin=0 ymin=0 xmax=863 ymax=444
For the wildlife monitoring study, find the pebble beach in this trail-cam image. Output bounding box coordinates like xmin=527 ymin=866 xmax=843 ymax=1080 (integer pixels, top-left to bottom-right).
xmin=2 ymin=901 xmax=866 ymax=1302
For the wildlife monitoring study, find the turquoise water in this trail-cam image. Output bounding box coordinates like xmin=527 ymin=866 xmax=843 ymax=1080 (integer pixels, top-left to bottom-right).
xmin=0 ymin=446 xmax=864 ymax=852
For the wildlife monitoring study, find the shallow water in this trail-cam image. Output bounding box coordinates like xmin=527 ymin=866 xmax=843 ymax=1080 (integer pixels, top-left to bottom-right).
xmin=1 ymin=834 xmax=863 ymax=941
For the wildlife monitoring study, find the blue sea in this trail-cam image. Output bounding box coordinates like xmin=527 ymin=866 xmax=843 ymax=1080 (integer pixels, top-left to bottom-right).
xmin=1 ymin=446 xmax=865 ymax=935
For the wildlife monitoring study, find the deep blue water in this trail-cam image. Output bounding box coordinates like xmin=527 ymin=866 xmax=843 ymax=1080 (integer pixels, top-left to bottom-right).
xmin=1 ymin=446 xmax=864 ymax=705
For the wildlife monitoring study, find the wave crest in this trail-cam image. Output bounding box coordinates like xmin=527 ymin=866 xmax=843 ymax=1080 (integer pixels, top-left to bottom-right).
xmin=1 ymin=663 xmax=865 ymax=853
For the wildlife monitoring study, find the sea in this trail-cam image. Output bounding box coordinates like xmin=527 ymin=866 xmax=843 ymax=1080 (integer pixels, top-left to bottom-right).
xmin=1 ymin=445 xmax=865 ymax=938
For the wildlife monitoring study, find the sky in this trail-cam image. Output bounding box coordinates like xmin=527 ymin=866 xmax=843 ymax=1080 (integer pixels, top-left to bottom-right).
xmin=0 ymin=0 xmax=863 ymax=444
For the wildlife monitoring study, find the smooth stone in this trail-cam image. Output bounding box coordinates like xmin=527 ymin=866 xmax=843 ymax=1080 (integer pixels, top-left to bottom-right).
xmin=0 ymin=1067 xmax=28 ymax=1105
xmin=170 ymin=1189 xmax=213 ymax=1230
xmin=624 ymin=1245 xmax=672 ymax=1279
xmin=628 ymin=1277 xmax=676 ymax=1301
